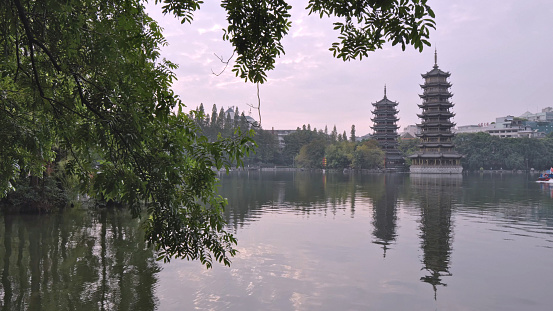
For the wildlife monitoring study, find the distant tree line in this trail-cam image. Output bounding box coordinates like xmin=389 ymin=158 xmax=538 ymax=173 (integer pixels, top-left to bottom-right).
xmin=191 ymin=105 xmax=385 ymax=169
xmin=284 ymin=125 xmax=385 ymax=169
xmin=453 ymin=132 xmax=553 ymax=171
xmin=191 ymin=104 xmax=280 ymax=166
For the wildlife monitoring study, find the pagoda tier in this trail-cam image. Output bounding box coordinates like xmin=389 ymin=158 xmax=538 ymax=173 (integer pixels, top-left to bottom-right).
xmin=420 ymin=82 xmax=452 ymax=88
xmin=371 ymin=87 xmax=405 ymax=171
xmin=417 ymin=112 xmax=455 ymax=118
xmin=409 ymin=51 xmax=463 ymax=174
xmin=418 ymin=103 xmax=453 ymax=109
xmin=371 ymin=119 xmax=399 ymax=124
xmin=371 ymin=124 xmax=400 ymax=130
xmin=416 ymin=122 xmax=455 ymax=128
xmin=420 ymin=92 xmax=453 ymax=96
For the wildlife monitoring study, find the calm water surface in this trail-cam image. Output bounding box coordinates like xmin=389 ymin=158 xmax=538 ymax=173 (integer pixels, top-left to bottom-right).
xmin=1 ymin=172 xmax=553 ymax=310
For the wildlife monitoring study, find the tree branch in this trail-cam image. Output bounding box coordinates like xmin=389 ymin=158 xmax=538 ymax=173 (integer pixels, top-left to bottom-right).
xmin=13 ymin=0 xmax=43 ymax=97
xmin=211 ymin=51 xmax=235 ymax=77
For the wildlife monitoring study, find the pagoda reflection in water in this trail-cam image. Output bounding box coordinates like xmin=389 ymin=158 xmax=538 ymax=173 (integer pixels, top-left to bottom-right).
xmin=410 ymin=174 xmax=461 ymax=298
xmin=371 ymin=174 xmax=402 ymax=257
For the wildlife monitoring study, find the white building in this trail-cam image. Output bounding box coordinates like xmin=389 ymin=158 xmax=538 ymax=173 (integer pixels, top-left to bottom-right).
xmin=224 ymin=106 xmax=257 ymax=126
xmin=519 ymin=107 xmax=553 ymax=122
xmin=400 ymin=125 xmax=420 ymax=137
xmin=270 ymin=129 xmax=296 ymax=149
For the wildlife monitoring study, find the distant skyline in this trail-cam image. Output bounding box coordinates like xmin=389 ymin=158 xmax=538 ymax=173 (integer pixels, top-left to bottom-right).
xmin=145 ymin=0 xmax=553 ymax=136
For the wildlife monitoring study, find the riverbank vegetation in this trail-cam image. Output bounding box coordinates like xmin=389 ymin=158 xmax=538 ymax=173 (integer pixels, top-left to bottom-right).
xmin=454 ymin=132 xmax=553 ymax=171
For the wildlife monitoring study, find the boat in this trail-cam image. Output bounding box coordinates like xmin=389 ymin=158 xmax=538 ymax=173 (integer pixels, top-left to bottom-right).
xmin=537 ymin=169 xmax=553 ymax=183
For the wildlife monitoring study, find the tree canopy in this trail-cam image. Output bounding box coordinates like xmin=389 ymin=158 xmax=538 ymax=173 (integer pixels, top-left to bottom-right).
xmin=0 ymin=0 xmax=435 ymax=266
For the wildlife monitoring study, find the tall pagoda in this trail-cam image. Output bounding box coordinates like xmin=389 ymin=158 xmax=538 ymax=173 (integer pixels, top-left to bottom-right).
xmin=371 ymin=86 xmax=404 ymax=171
xmin=409 ymin=51 xmax=462 ymax=174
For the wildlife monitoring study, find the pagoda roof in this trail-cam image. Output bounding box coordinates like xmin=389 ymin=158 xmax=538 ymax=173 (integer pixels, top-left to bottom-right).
xmin=371 ymin=112 xmax=399 ymax=117
xmin=416 ymin=143 xmax=455 ymax=148
xmin=421 ymin=67 xmax=450 ymax=78
xmin=418 ymin=102 xmax=453 ymax=108
xmin=420 ymin=93 xmax=453 ymax=98
xmin=371 ymin=87 xmax=399 ymax=107
xmin=420 ymin=82 xmax=451 ymax=88
xmin=417 ymin=113 xmax=455 ymax=118
xmin=372 ymin=129 xmax=400 ymax=133
xmin=417 ymin=121 xmax=455 ymax=127
xmin=371 ymin=122 xmax=399 ymax=127
xmin=408 ymin=152 xmax=463 ymax=159
xmin=372 ymin=101 xmax=398 ymax=107
xmin=371 ymin=118 xmax=399 ymax=123
xmin=372 ymin=109 xmax=399 ymax=113
xmin=372 ymin=135 xmax=399 ymax=139
xmin=416 ymin=132 xmax=454 ymax=137
xmin=417 ymin=111 xmax=454 ymax=116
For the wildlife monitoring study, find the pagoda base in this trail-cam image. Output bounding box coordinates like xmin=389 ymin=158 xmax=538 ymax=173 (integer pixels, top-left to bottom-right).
xmin=409 ymin=165 xmax=463 ymax=174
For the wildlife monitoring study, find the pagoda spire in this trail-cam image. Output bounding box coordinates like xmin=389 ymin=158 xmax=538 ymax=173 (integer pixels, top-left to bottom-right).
xmin=434 ymin=48 xmax=438 ymax=68
xmin=384 ymin=84 xmax=387 ymax=99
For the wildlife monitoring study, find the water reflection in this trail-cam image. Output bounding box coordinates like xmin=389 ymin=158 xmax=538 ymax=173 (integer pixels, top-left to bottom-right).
xmin=3 ymin=172 xmax=553 ymax=310
xmin=221 ymin=171 xmax=360 ymax=230
xmin=538 ymin=182 xmax=553 ymax=199
xmin=0 ymin=209 xmax=159 ymax=311
xmin=410 ymin=174 xmax=462 ymax=297
xmin=371 ymin=174 xmax=402 ymax=257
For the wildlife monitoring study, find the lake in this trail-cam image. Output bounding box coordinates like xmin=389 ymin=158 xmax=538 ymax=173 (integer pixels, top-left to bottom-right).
xmin=1 ymin=172 xmax=553 ymax=310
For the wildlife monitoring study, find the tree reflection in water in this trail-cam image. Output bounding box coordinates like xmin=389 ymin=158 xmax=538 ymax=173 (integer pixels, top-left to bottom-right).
xmin=0 ymin=209 xmax=159 ymax=311
xmin=410 ymin=174 xmax=461 ymax=299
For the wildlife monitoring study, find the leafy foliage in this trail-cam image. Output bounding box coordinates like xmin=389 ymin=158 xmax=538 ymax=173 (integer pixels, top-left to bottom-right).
xmin=0 ymin=0 xmax=253 ymax=266
xmin=296 ymin=139 xmax=327 ymax=168
xmin=307 ymin=0 xmax=435 ymax=60
xmin=454 ymin=133 xmax=553 ymax=171
xmin=1 ymin=0 xmax=436 ymax=266
xmin=221 ymin=0 xmax=435 ymax=82
xmin=398 ymin=137 xmax=420 ymax=166
xmin=352 ymin=142 xmax=385 ymax=169
xmin=222 ymin=0 xmax=292 ymax=83
xmin=190 ymin=104 xmax=280 ymax=166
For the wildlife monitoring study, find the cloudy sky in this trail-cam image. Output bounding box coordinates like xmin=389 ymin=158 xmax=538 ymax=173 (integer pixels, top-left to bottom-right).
xmin=145 ymin=0 xmax=553 ymax=136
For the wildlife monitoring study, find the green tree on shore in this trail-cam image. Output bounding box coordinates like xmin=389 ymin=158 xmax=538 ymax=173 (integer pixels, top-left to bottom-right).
xmin=350 ymin=125 xmax=356 ymax=142
xmin=454 ymin=133 xmax=553 ymax=171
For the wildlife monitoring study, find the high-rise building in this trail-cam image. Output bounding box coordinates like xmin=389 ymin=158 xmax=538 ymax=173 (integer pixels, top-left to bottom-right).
xmin=371 ymin=86 xmax=405 ymax=171
xmin=409 ymin=51 xmax=463 ymax=174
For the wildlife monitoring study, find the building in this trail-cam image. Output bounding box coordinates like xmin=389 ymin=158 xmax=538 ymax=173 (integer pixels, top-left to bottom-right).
xmin=401 ymin=125 xmax=420 ymax=138
xmin=519 ymin=108 xmax=553 ymax=122
xmin=454 ymin=124 xmax=494 ymax=134
xmin=454 ymin=107 xmax=553 ymax=137
xmin=224 ymin=106 xmax=257 ymax=127
xmin=486 ymin=115 xmax=537 ymax=138
xmin=356 ymin=133 xmax=373 ymax=142
xmin=371 ymin=86 xmax=405 ymax=171
xmin=409 ymin=51 xmax=463 ymax=174
xmin=271 ymin=128 xmax=296 ymax=149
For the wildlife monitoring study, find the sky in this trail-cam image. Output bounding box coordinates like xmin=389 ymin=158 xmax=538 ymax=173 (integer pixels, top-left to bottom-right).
xmin=145 ymin=0 xmax=553 ymax=136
